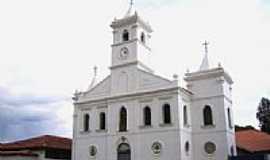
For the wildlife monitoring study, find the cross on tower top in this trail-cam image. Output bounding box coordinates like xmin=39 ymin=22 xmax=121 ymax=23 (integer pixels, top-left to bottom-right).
xmin=202 ymin=40 xmax=209 ymax=54
xmin=130 ymin=0 xmax=134 ymax=6
xmin=94 ymin=66 xmax=97 ymax=76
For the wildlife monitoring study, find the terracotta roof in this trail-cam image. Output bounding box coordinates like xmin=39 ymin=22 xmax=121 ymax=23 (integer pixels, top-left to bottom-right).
xmin=0 ymin=135 xmax=71 ymax=151
xmin=0 ymin=151 xmax=39 ymax=157
xmin=236 ymin=129 xmax=270 ymax=153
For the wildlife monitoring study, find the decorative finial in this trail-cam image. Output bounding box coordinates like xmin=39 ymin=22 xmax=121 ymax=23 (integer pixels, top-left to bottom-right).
xmin=94 ymin=66 xmax=97 ymax=77
xmin=202 ymin=40 xmax=209 ymax=54
xmin=173 ymin=74 xmax=179 ymax=80
xmin=124 ymin=0 xmax=135 ymax=17
xmin=130 ymin=0 xmax=134 ymax=7
xmin=88 ymin=66 xmax=98 ymax=91
xmin=72 ymin=89 xmax=81 ymax=101
xmin=218 ymin=62 xmax=222 ymax=68
xmin=199 ymin=40 xmax=210 ymax=71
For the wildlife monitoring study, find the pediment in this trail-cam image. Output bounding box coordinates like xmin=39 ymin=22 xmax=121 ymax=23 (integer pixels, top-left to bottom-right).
xmin=138 ymin=70 xmax=174 ymax=91
xmin=80 ymin=76 xmax=111 ymax=100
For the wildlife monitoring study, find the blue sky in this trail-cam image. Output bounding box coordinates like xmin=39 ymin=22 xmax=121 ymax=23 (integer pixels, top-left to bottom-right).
xmin=0 ymin=0 xmax=270 ymax=141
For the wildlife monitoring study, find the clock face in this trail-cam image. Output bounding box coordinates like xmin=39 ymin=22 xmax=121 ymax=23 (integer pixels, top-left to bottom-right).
xmin=120 ymin=47 xmax=129 ymax=60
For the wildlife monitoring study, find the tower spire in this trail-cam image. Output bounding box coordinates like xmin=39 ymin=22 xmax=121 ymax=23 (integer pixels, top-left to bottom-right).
xmin=88 ymin=66 xmax=98 ymax=90
xmin=124 ymin=0 xmax=136 ymax=17
xmin=199 ymin=41 xmax=210 ymax=71
xmin=130 ymin=0 xmax=134 ymax=7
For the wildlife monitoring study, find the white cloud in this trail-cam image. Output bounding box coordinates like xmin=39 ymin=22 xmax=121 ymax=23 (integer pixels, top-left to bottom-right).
xmin=0 ymin=0 xmax=269 ymax=140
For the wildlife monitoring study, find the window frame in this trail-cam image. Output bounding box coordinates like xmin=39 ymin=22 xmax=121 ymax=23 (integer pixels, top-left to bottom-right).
xmin=183 ymin=105 xmax=188 ymax=126
xmin=119 ymin=107 xmax=128 ymax=132
xmin=83 ymin=113 xmax=90 ymax=132
xmin=163 ymin=103 xmax=172 ymax=124
xmin=99 ymin=112 xmax=106 ymax=130
xmin=227 ymin=108 xmax=233 ymax=129
xmin=143 ymin=106 xmax=152 ymax=126
xmin=122 ymin=29 xmax=129 ymax=42
xmin=203 ymin=105 xmax=214 ymax=126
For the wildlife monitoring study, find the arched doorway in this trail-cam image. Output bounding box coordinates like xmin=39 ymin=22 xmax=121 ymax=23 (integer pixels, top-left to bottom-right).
xmin=117 ymin=143 xmax=131 ymax=160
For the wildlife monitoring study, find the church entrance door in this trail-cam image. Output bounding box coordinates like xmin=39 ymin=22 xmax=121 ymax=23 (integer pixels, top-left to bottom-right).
xmin=117 ymin=143 xmax=131 ymax=160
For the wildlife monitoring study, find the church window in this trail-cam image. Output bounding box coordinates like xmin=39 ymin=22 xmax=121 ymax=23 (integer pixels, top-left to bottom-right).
xmin=141 ymin=32 xmax=145 ymax=44
xmin=183 ymin=105 xmax=188 ymax=126
xmin=163 ymin=103 xmax=171 ymax=124
xmin=122 ymin=30 xmax=129 ymax=42
xmin=100 ymin=112 xmax=106 ymax=130
xmin=83 ymin=113 xmax=90 ymax=132
xmin=203 ymin=105 xmax=213 ymax=126
xmin=117 ymin=143 xmax=131 ymax=160
xmin=119 ymin=107 xmax=127 ymax=132
xmin=151 ymin=142 xmax=162 ymax=155
xmin=143 ymin=106 xmax=151 ymax=126
xmin=227 ymin=108 xmax=233 ymax=129
xmin=185 ymin=141 xmax=190 ymax=153
xmin=204 ymin=142 xmax=216 ymax=154
xmin=89 ymin=145 xmax=97 ymax=157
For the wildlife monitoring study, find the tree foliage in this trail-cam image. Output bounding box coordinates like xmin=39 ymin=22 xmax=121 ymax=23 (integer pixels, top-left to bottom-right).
xmin=256 ymin=97 xmax=270 ymax=134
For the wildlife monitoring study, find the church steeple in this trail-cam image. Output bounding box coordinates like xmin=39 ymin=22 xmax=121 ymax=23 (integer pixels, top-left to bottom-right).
xmin=110 ymin=1 xmax=153 ymax=72
xmin=124 ymin=0 xmax=135 ymax=18
xmin=199 ymin=41 xmax=210 ymax=71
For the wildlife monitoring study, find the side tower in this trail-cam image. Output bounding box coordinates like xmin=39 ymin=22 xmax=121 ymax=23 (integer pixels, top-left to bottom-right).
xmin=184 ymin=43 xmax=236 ymax=160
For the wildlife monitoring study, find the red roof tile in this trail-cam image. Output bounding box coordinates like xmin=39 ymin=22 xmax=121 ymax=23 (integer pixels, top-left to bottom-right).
xmin=0 ymin=135 xmax=71 ymax=151
xmin=236 ymin=129 xmax=270 ymax=153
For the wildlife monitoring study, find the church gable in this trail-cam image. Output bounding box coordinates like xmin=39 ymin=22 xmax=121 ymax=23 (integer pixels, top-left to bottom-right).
xmin=82 ymin=76 xmax=111 ymax=99
xmin=138 ymin=69 xmax=174 ymax=90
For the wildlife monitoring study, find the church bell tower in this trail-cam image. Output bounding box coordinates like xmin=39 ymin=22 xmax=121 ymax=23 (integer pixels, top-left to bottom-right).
xmin=110 ymin=2 xmax=154 ymax=94
xmin=110 ymin=2 xmax=153 ymax=72
xmin=185 ymin=42 xmax=237 ymax=159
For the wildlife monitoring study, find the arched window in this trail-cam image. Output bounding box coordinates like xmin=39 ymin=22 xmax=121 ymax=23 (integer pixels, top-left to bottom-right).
xmin=203 ymin=105 xmax=213 ymax=126
xmin=227 ymin=108 xmax=233 ymax=129
xmin=143 ymin=106 xmax=151 ymax=126
xmin=117 ymin=143 xmax=131 ymax=160
xmin=100 ymin=112 xmax=106 ymax=130
xmin=119 ymin=107 xmax=127 ymax=132
xmin=140 ymin=32 xmax=145 ymax=43
xmin=83 ymin=114 xmax=90 ymax=132
xmin=185 ymin=141 xmax=190 ymax=153
xmin=163 ymin=104 xmax=171 ymax=124
xmin=183 ymin=105 xmax=188 ymax=126
xmin=122 ymin=30 xmax=129 ymax=42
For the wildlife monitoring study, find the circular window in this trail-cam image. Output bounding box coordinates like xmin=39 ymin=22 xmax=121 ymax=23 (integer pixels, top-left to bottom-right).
xmin=185 ymin=142 xmax=190 ymax=153
xmin=89 ymin=145 xmax=97 ymax=157
xmin=119 ymin=47 xmax=129 ymax=60
xmin=204 ymin=142 xmax=216 ymax=154
xmin=151 ymin=142 xmax=162 ymax=155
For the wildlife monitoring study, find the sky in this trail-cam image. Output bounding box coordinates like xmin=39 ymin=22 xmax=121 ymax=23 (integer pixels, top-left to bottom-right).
xmin=0 ymin=0 xmax=270 ymax=142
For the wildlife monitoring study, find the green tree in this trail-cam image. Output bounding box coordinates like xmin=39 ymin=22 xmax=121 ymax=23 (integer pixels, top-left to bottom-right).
xmin=256 ymin=97 xmax=270 ymax=134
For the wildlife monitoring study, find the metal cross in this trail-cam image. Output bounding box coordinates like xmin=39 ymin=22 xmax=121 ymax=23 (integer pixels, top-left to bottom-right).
xmin=202 ymin=40 xmax=209 ymax=54
xmin=130 ymin=0 xmax=134 ymax=7
xmin=93 ymin=66 xmax=97 ymax=76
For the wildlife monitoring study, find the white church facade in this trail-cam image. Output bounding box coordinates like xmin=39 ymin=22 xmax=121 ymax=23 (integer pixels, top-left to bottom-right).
xmin=72 ymin=3 xmax=236 ymax=160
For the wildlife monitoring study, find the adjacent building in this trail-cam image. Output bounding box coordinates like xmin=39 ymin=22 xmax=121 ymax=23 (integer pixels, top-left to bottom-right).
xmin=0 ymin=135 xmax=71 ymax=160
xmin=232 ymin=129 xmax=270 ymax=160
